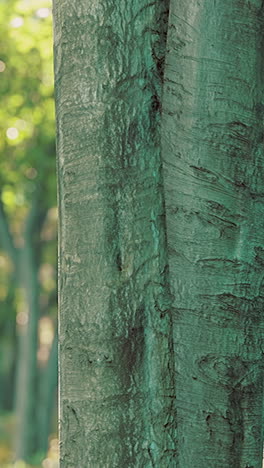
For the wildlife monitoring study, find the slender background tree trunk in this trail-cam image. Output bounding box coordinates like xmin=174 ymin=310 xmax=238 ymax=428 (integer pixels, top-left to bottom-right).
xmin=38 ymin=329 xmax=58 ymax=455
xmin=53 ymin=1 xmax=176 ymax=466
xmin=14 ymin=242 xmax=40 ymax=461
xmin=162 ymin=0 xmax=264 ymax=466
xmin=0 ymin=196 xmax=56 ymax=461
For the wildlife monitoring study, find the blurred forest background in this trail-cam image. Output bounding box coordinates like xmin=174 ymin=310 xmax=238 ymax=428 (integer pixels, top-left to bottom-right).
xmin=0 ymin=0 xmax=58 ymax=466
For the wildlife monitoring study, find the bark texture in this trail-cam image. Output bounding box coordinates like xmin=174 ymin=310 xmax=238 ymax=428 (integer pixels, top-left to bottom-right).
xmin=53 ymin=1 xmax=176 ymax=466
xmin=162 ymin=1 xmax=264 ymax=467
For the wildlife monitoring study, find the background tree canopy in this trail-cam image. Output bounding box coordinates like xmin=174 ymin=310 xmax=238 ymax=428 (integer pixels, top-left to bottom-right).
xmin=0 ymin=0 xmax=58 ymax=466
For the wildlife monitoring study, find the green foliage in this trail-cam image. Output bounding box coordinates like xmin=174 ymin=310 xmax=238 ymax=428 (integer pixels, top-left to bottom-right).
xmin=0 ymin=0 xmax=57 ymax=463
xmin=0 ymin=0 xmax=55 ymax=214
xmin=0 ymin=0 xmax=57 ymax=323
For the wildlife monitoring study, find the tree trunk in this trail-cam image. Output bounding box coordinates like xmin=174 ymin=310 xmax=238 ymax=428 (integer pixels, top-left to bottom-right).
xmin=14 ymin=242 xmax=40 ymax=461
xmin=38 ymin=329 xmax=58 ymax=456
xmin=162 ymin=1 xmax=264 ymax=467
xmin=53 ymin=1 xmax=176 ymax=466
xmin=0 ymin=200 xmax=43 ymax=461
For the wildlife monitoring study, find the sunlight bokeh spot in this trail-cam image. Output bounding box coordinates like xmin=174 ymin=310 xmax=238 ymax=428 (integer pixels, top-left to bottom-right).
xmin=13 ymin=461 xmax=27 ymax=468
xmin=15 ymin=119 xmax=27 ymax=130
xmin=42 ymin=459 xmax=58 ymax=468
xmin=37 ymin=346 xmax=49 ymax=363
xmin=2 ymin=189 xmax=16 ymax=207
xmin=36 ymin=8 xmax=50 ymax=18
xmin=15 ymin=193 xmax=25 ymax=206
xmin=6 ymin=127 xmax=19 ymax=140
xmin=39 ymin=316 xmax=54 ymax=346
xmin=0 ymin=61 xmax=6 ymax=72
xmin=10 ymin=17 xmax=24 ymax=28
xmin=25 ymin=167 xmax=38 ymax=179
xmin=42 ymin=437 xmax=59 ymax=468
xmin=16 ymin=311 xmax=29 ymax=327
xmin=38 ymin=316 xmax=54 ymax=365
xmin=0 ymin=255 xmax=7 ymax=267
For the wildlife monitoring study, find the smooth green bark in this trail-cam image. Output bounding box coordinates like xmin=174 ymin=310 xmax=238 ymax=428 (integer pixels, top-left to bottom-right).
xmin=53 ymin=1 xmax=176 ymax=466
xmin=162 ymin=1 xmax=264 ymax=466
xmin=54 ymin=0 xmax=264 ymax=466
